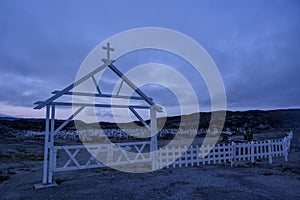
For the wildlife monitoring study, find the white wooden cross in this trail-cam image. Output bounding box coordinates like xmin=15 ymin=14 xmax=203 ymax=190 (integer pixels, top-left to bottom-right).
xmin=102 ymin=42 xmax=114 ymax=61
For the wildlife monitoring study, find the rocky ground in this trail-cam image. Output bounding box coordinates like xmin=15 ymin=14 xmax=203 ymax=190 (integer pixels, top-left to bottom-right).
xmin=0 ymin=110 xmax=300 ymax=199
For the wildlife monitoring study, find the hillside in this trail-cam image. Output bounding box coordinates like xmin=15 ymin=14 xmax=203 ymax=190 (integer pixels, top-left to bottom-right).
xmin=0 ymin=109 xmax=299 ymax=132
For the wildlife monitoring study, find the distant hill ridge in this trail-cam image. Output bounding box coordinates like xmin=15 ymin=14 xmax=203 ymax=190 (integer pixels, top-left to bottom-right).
xmin=0 ymin=109 xmax=299 ymax=131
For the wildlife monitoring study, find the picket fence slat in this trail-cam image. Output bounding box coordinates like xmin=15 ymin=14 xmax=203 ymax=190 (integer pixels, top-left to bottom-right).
xmin=156 ymin=132 xmax=293 ymax=169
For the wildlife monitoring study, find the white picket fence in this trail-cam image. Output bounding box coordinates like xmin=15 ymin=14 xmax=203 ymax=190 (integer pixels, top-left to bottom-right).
xmin=155 ymin=131 xmax=294 ymax=169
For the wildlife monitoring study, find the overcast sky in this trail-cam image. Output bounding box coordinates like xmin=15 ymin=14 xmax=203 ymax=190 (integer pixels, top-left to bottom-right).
xmin=0 ymin=0 xmax=299 ymax=120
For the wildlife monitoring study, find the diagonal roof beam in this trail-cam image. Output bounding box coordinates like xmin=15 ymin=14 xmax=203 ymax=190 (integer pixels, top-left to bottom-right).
xmin=34 ymin=62 xmax=111 ymax=109
xmin=129 ymin=106 xmax=151 ymax=131
xmin=108 ymin=63 xmax=162 ymax=112
xmin=91 ymin=75 xmax=102 ymax=95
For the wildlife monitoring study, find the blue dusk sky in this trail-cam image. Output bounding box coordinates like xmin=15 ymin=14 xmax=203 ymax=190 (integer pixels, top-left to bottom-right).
xmin=0 ymin=0 xmax=299 ymax=121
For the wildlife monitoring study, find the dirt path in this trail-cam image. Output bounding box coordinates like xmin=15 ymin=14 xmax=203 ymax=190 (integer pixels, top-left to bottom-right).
xmin=1 ymin=153 xmax=300 ymax=200
xmin=1 ymin=129 xmax=300 ymax=199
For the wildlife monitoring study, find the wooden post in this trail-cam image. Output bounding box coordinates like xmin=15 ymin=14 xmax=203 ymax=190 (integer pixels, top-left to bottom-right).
xmin=179 ymin=146 xmax=182 ymax=167
xmin=231 ymin=142 xmax=236 ymax=167
xmin=196 ymin=145 xmax=200 ymax=166
xmin=283 ymin=137 xmax=288 ymax=162
xmin=166 ymin=147 xmax=169 ymax=169
xmin=107 ymin=144 xmax=113 ymax=165
xmin=150 ymin=107 xmax=157 ymax=170
xmin=42 ymin=105 xmax=50 ymax=184
xmin=212 ymin=146 xmax=216 ymax=164
xmin=191 ymin=146 xmax=195 ymax=166
xmin=48 ymin=104 xmax=55 ymax=184
xmin=251 ymin=141 xmax=255 ymax=163
xmin=172 ymin=146 xmax=175 ymax=168
xmin=159 ymin=148 xmax=162 ymax=169
xmin=218 ymin=144 xmax=221 ymax=164
xmin=268 ymin=140 xmax=273 ymax=164
xmin=184 ymin=146 xmax=188 ymax=167
xmin=202 ymin=145 xmax=206 ymax=165
xmin=207 ymin=144 xmax=211 ymax=165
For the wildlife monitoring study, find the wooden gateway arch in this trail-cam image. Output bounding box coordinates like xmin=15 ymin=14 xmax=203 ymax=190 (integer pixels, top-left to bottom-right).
xmin=33 ymin=43 xmax=295 ymax=189
xmin=34 ymin=43 xmax=162 ymax=188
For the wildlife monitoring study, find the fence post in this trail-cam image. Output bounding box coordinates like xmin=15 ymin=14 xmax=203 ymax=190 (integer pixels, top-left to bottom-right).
xmin=196 ymin=145 xmax=200 ymax=166
xmin=251 ymin=141 xmax=254 ymax=163
xmin=166 ymin=146 xmax=169 ymax=169
xmin=283 ymin=137 xmax=288 ymax=162
xmin=158 ymin=148 xmax=162 ymax=169
xmin=184 ymin=146 xmax=188 ymax=167
xmin=48 ymin=104 xmax=55 ymax=184
xmin=207 ymin=144 xmax=211 ymax=165
xmin=190 ymin=146 xmax=194 ymax=167
xmin=107 ymin=144 xmax=113 ymax=165
xmin=179 ymin=146 xmax=182 ymax=167
xmin=172 ymin=146 xmax=175 ymax=168
xmin=231 ymin=142 xmax=236 ymax=167
xmin=217 ymin=144 xmax=221 ymax=164
xmin=42 ymin=105 xmax=50 ymax=184
xmin=268 ymin=140 xmax=272 ymax=164
xmin=287 ymin=131 xmax=293 ymax=152
xmin=150 ymin=107 xmax=158 ymax=170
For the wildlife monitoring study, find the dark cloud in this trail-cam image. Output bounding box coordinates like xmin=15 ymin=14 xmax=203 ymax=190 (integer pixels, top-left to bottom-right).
xmin=0 ymin=0 xmax=299 ymax=118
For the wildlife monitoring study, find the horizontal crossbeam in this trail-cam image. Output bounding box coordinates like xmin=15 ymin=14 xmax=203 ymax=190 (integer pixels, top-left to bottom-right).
xmin=40 ymin=102 xmax=151 ymax=109
xmin=50 ymin=91 xmax=152 ymax=101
